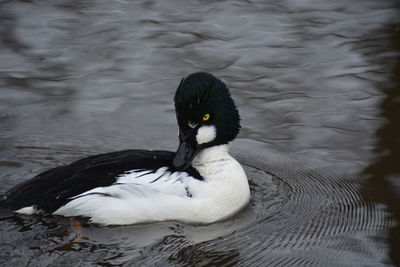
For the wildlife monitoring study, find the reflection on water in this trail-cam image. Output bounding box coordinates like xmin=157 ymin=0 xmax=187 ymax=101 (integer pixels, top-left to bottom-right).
xmin=0 ymin=0 xmax=399 ymax=266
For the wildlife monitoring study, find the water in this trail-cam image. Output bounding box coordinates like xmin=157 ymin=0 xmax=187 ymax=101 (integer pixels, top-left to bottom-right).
xmin=0 ymin=0 xmax=399 ymax=266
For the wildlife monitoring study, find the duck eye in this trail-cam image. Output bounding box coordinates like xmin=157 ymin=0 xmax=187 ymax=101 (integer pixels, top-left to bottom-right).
xmin=202 ymin=113 xmax=211 ymax=121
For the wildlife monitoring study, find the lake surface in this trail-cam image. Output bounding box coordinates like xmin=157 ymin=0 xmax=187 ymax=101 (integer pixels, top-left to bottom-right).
xmin=0 ymin=0 xmax=399 ymax=266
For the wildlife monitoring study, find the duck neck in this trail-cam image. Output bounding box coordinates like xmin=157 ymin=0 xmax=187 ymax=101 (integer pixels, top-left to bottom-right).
xmin=192 ymin=144 xmax=231 ymax=166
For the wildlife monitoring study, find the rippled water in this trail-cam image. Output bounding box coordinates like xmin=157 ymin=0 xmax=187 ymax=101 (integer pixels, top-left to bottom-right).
xmin=1 ymin=0 xmax=399 ymax=266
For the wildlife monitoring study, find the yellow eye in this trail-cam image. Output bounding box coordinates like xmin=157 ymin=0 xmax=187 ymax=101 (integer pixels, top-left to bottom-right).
xmin=202 ymin=113 xmax=211 ymax=121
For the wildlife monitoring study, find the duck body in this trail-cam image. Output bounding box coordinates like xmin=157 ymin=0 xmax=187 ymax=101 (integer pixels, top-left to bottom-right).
xmin=0 ymin=72 xmax=250 ymax=225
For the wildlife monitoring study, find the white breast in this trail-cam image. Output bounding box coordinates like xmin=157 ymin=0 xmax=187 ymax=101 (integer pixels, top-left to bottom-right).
xmin=190 ymin=145 xmax=251 ymax=221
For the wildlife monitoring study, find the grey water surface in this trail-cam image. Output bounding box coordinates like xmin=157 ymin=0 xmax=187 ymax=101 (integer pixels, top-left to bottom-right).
xmin=0 ymin=0 xmax=399 ymax=266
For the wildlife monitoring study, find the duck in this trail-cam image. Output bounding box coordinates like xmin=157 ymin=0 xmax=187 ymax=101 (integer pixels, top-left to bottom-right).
xmin=0 ymin=72 xmax=250 ymax=225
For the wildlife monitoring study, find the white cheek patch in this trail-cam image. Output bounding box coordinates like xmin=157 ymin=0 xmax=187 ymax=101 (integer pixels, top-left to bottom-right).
xmin=196 ymin=125 xmax=217 ymax=145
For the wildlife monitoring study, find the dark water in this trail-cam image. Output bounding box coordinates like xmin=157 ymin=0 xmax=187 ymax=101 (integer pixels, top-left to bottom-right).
xmin=1 ymin=0 xmax=399 ymax=266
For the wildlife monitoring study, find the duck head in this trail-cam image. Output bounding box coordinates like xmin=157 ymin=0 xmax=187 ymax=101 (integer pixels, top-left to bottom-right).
xmin=172 ymin=72 xmax=241 ymax=170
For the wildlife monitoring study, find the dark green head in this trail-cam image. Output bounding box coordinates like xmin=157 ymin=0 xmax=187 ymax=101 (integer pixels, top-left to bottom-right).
xmin=172 ymin=72 xmax=241 ymax=170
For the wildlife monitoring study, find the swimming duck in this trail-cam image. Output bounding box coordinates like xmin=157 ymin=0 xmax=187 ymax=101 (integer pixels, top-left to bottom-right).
xmin=0 ymin=72 xmax=250 ymax=225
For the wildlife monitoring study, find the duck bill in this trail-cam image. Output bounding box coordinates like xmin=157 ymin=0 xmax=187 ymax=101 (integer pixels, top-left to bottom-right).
xmin=173 ymin=141 xmax=199 ymax=170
